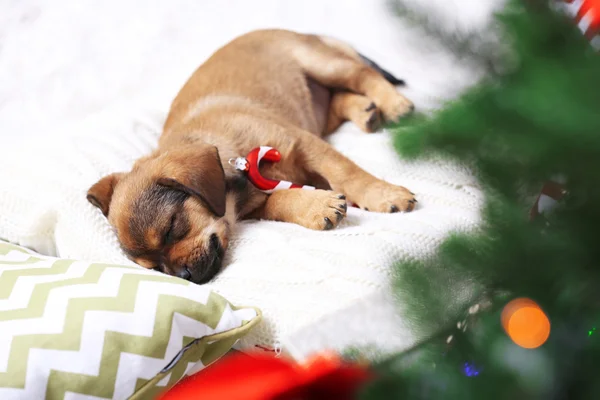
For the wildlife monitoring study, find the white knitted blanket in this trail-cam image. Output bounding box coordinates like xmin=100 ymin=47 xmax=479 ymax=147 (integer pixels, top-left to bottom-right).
xmin=0 ymin=0 xmax=501 ymax=359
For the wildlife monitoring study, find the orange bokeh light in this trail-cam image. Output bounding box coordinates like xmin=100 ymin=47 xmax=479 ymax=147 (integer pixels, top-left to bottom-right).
xmin=501 ymin=298 xmax=550 ymax=349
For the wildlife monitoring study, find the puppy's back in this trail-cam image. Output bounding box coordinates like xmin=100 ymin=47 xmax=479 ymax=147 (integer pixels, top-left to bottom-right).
xmin=164 ymin=30 xmax=316 ymax=135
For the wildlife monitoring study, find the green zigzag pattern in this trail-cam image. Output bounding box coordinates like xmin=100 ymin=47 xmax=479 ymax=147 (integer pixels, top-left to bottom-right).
xmin=0 ymin=259 xmax=74 ymax=300
xmin=45 ymin=290 xmax=230 ymax=399
xmin=0 ymin=258 xmax=247 ymax=399
xmin=0 ymin=260 xmax=140 ymax=321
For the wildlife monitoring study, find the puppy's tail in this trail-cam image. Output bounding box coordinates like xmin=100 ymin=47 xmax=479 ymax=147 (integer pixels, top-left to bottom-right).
xmin=358 ymin=53 xmax=406 ymax=86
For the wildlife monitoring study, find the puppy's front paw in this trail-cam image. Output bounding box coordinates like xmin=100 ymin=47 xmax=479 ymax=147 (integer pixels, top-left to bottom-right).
xmin=294 ymin=190 xmax=348 ymax=231
xmin=355 ymin=181 xmax=417 ymax=213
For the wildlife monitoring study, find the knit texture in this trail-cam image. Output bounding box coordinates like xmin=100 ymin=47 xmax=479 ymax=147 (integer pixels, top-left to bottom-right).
xmin=0 ymin=0 xmax=499 ymax=359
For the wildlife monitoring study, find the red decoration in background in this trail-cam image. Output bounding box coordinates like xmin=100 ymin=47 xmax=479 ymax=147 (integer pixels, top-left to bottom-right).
xmin=159 ymin=351 xmax=372 ymax=400
xmin=564 ymin=0 xmax=600 ymax=38
xmin=528 ymin=180 xmax=567 ymax=221
xmin=530 ymin=0 xmax=599 ymax=220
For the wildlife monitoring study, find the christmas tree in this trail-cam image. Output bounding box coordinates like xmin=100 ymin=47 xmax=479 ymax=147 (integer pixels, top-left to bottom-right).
xmin=359 ymin=0 xmax=600 ymax=399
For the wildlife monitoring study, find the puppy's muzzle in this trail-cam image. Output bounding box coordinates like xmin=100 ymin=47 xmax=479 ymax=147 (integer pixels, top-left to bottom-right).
xmin=176 ymin=233 xmax=224 ymax=284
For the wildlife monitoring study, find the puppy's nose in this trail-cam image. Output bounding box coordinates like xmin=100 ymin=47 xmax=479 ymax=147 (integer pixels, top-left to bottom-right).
xmin=176 ymin=267 xmax=191 ymax=281
xmin=409 ymin=104 xmax=415 ymax=112
xmin=188 ymin=234 xmax=225 ymax=284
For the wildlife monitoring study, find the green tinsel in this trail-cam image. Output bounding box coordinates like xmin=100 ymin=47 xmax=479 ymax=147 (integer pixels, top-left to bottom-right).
xmin=360 ymin=1 xmax=600 ymax=399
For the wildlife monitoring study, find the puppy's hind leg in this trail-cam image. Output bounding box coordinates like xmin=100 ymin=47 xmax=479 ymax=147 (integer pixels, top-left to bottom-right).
xmin=292 ymin=34 xmax=414 ymax=122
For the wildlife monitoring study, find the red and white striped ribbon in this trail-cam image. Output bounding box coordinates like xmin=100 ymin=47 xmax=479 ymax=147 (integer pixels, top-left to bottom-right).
xmin=230 ymin=146 xmax=315 ymax=194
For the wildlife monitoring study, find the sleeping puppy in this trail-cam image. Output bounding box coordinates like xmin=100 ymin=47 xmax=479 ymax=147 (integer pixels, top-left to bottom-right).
xmin=86 ymin=29 xmax=416 ymax=284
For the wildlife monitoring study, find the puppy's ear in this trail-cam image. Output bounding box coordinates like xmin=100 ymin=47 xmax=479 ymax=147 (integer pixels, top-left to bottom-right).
xmin=87 ymin=173 xmax=124 ymax=217
xmin=157 ymin=146 xmax=226 ymax=217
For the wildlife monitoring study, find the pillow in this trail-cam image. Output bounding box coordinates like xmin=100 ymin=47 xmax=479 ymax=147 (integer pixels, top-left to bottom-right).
xmin=0 ymin=240 xmax=261 ymax=400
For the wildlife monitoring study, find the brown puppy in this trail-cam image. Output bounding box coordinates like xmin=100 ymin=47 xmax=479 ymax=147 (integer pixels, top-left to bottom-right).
xmin=87 ymin=29 xmax=416 ymax=284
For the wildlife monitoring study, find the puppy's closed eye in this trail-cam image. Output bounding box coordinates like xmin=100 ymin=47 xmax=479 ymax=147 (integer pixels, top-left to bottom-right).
xmin=163 ymin=212 xmax=189 ymax=246
xmin=164 ymin=214 xmax=177 ymax=245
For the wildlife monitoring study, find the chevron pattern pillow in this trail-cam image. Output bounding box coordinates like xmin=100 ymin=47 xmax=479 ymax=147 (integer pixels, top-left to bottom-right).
xmin=0 ymin=241 xmax=261 ymax=399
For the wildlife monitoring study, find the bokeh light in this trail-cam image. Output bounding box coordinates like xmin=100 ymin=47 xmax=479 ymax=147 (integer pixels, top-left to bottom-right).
xmin=501 ymin=298 xmax=550 ymax=349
